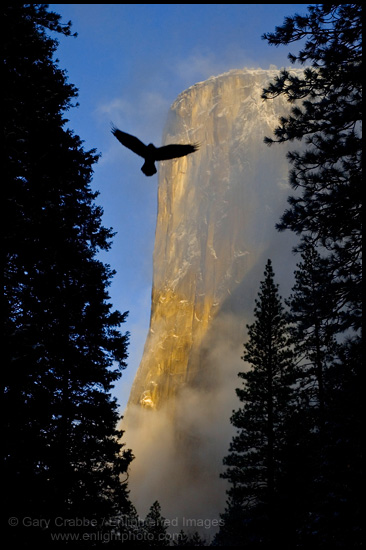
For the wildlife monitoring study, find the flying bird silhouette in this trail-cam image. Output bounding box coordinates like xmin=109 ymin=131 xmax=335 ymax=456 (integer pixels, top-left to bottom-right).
xmin=111 ymin=125 xmax=199 ymax=176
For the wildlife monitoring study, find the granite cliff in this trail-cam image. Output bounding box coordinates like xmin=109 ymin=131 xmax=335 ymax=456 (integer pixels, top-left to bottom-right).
xmin=127 ymin=68 xmax=295 ymax=412
xmin=123 ymin=69 xmax=298 ymax=527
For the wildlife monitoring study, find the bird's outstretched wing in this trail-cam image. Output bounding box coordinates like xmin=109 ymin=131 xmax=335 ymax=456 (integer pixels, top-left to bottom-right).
xmin=154 ymin=143 xmax=199 ymax=161
xmin=111 ymin=126 xmax=148 ymax=158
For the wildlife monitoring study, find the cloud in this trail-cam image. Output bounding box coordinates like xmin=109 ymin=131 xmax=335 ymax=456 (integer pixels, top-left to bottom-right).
xmin=97 ymin=91 xmax=171 ymax=145
xmin=172 ymin=45 xmax=261 ymax=89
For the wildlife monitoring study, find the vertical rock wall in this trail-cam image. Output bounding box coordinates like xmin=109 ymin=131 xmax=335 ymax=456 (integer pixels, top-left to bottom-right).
xmin=127 ymin=69 xmax=295 ymax=411
xmin=123 ymin=69 xmax=299 ymax=530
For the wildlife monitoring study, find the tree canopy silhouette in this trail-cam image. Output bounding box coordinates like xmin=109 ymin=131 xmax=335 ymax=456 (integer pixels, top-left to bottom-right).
xmin=218 ymin=260 xmax=295 ymax=546
xmin=262 ymin=3 xmax=362 ymax=334
xmin=4 ymin=5 xmax=133 ymax=545
xmin=217 ymin=5 xmax=362 ymax=547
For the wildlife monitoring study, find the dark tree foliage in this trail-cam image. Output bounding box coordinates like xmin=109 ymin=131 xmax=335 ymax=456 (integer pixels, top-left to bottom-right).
xmin=173 ymin=530 xmax=191 ymax=546
xmin=261 ymin=8 xmax=362 ymax=545
xmin=262 ymin=4 xmax=362 ymax=334
xmin=282 ymin=244 xmax=362 ymax=547
xmin=284 ymin=246 xmax=362 ymax=547
xmin=3 ymin=4 xmax=133 ymax=545
xmin=218 ymin=260 xmax=295 ymax=547
xmin=144 ymin=501 xmax=170 ymax=547
xmin=217 ymin=5 xmax=362 ymax=547
xmin=173 ymin=530 xmax=207 ymax=546
xmin=286 ymin=245 xmax=339 ymax=428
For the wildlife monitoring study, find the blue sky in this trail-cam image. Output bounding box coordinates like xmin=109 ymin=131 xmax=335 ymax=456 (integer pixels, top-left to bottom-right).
xmin=49 ymin=4 xmax=309 ymax=411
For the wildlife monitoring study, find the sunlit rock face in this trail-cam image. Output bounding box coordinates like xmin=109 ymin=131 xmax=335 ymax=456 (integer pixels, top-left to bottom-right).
xmin=127 ymin=68 xmax=295 ymax=412
xmin=123 ymin=69 xmax=298 ymax=528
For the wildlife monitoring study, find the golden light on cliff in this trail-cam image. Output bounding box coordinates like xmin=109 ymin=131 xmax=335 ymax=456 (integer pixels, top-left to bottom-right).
xmin=127 ymin=69 xmax=298 ymax=414
xmin=140 ymin=391 xmax=155 ymax=408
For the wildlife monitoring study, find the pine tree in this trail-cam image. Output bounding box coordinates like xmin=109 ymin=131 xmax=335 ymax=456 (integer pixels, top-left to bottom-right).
xmin=173 ymin=530 xmax=207 ymax=546
xmin=218 ymin=260 xmax=295 ymax=546
xmin=285 ymin=245 xmax=362 ymax=546
xmin=173 ymin=530 xmax=191 ymax=546
xmin=189 ymin=531 xmax=207 ymax=546
xmin=3 ymin=5 xmax=133 ymax=545
xmin=262 ymin=4 xmax=362 ymax=334
xmin=275 ymin=245 xmax=341 ymax=544
xmin=262 ymin=7 xmax=362 ymax=545
xmin=112 ymin=502 xmax=148 ymax=548
xmin=144 ymin=501 xmax=169 ymax=546
xmin=286 ymin=244 xmax=339 ymax=428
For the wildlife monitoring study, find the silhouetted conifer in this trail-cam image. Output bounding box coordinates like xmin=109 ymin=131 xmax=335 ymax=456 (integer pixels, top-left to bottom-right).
xmin=3 ymin=4 xmax=133 ymax=546
xmin=173 ymin=529 xmax=207 ymax=546
xmin=218 ymin=260 xmax=295 ymax=546
xmin=284 ymin=246 xmax=362 ymax=547
xmin=173 ymin=530 xmax=191 ymax=546
xmin=262 ymin=4 xmax=362 ymax=335
xmin=286 ymin=244 xmax=339 ymax=428
xmin=144 ymin=501 xmax=169 ymax=546
xmin=262 ymin=5 xmax=362 ymax=546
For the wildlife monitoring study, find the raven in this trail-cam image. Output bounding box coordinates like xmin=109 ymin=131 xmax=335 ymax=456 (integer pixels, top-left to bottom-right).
xmin=111 ymin=125 xmax=199 ymax=176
